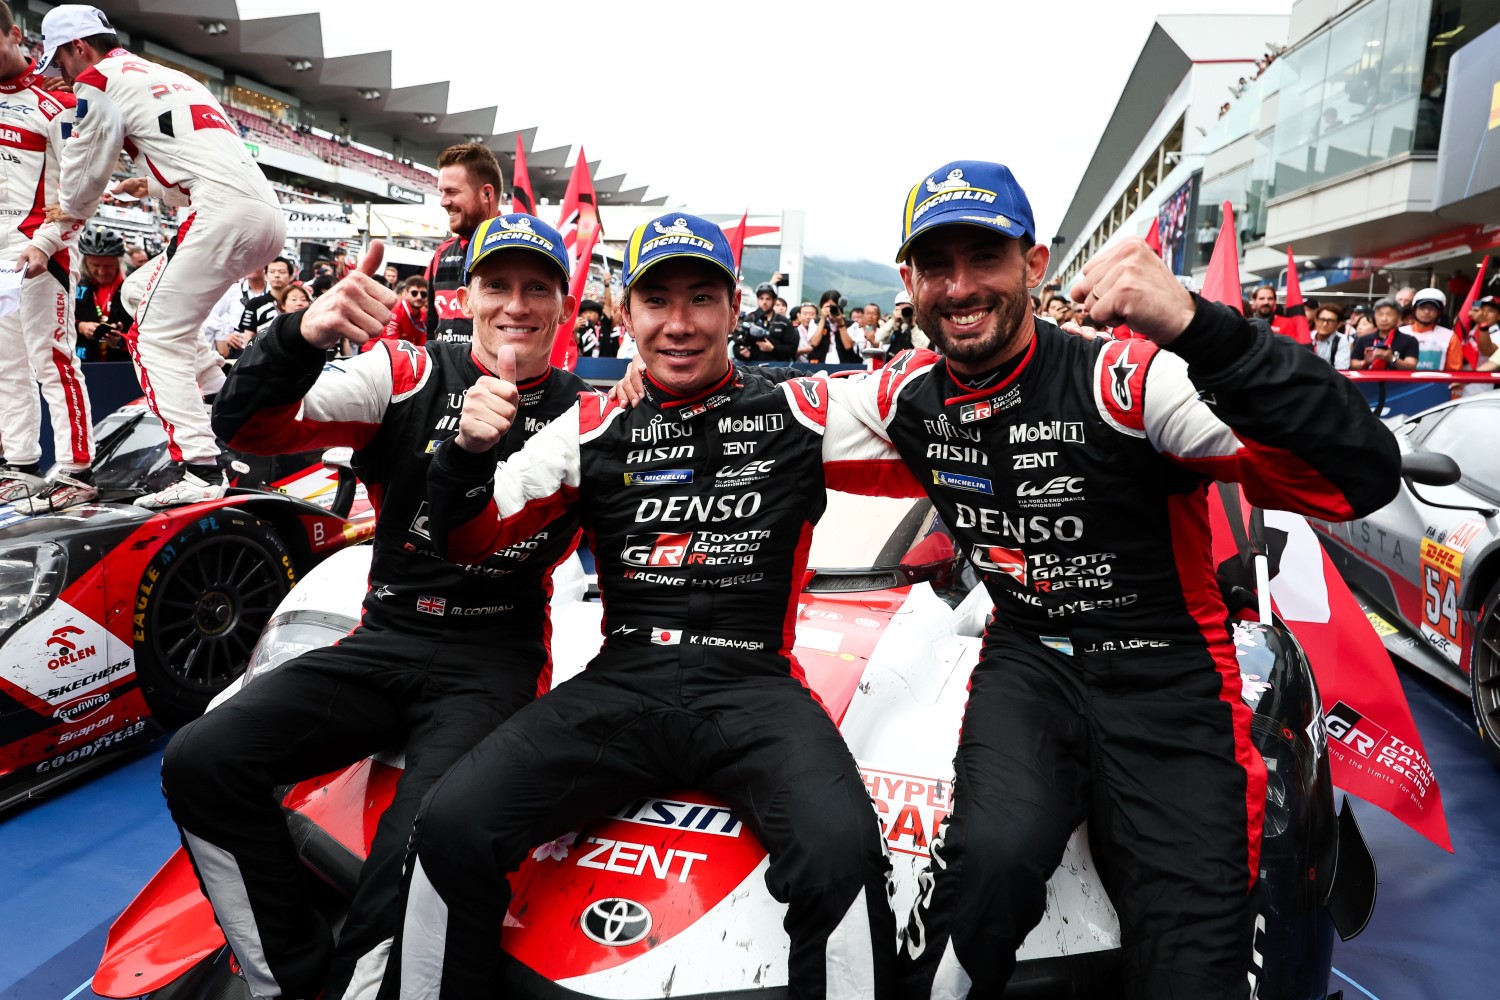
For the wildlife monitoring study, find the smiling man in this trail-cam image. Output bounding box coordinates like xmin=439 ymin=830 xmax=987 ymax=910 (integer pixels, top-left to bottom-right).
xmin=163 ymin=218 xmax=590 ymax=1000
xmin=814 ymin=160 xmax=1400 ymax=998
xmin=391 ymin=212 xmax=912 ymax=1000
xmin=422 ymin=143 xmax=503 ymax=347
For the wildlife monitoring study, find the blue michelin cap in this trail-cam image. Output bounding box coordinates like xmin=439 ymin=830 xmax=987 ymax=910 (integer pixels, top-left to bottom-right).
xmin=624 ymin=213 xmax=738 ymax=289
xmin=896 ymin=160 xmax=1037 ymax=263
xmin=465 ymin=213 xmax=571 ymax=284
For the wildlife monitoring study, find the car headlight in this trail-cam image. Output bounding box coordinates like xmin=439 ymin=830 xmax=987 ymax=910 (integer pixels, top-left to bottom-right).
xmin=0 ymin=542 xmax=66 ymax=636
xmin=242 ymin=609 xmax=356 ymax=686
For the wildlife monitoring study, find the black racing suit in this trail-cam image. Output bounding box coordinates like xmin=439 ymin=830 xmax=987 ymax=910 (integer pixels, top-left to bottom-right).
xmin=819 ymin=301 xmax=1399 ymax=998
xmin=395 ymin=365 xmax=917 ymax=1000
xmin=422 ymin=234 xmax=473 ymax=346
xmin=161 ymin=310 xmax=589 ymax=1000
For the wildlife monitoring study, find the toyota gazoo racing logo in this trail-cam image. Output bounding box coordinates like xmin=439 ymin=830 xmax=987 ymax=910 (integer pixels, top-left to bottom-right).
xmin=580 ymin=898 xmax=653 ymax=947
xmin=622 ymin=532 xmax=693 ymax=568
xmin=969 ymin=544 xmax=1026 ymax=585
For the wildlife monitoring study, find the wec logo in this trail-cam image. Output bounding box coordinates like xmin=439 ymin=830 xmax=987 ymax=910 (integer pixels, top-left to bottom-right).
xmin=1017 ymin=477 xmax=1083 ymax=498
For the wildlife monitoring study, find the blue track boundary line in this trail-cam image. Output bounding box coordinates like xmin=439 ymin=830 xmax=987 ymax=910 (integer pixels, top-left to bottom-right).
xmin=1331 ymin=966 xmax=1382 ymax=1000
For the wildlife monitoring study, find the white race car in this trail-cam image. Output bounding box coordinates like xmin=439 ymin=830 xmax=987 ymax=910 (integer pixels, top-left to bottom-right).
xmin=93 ymin=492 xmax=1374 ymax=999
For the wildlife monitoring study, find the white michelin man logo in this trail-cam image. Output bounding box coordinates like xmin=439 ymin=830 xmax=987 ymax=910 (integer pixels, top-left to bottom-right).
xmin=653 ymin=217 xmax=696 ymax=237
xmin=499 ymin=216 xmax=535 ymax=232
xmin=926 ymin=168 xmax=967 ymax=193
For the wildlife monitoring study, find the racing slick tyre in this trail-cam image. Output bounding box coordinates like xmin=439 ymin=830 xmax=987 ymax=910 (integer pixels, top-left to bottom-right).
xmin=1470 ymin=580 xmax=1500 ymax=770
xmin=134 ymin=510 xmax=296 ymax=727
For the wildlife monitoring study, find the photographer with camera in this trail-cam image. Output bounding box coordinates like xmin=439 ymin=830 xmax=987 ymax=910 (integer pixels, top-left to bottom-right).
xmin=76 ymin=227 xmax=132 ymax=362
xmin=734 ymin=281 xmax=799 ymax=362
xmin=873 ymin=289 xmax=929 ymax=358
xmin=807 ymin=289 xmax=864 ymax=363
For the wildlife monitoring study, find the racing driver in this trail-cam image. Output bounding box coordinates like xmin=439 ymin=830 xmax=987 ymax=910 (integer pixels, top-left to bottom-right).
xmin=17 ymin=4 xmax=286 ymax=507
xmin=0 ymin=1 xmax=94 ymax=513
xmin=392 ymin=213 xmax=914 ymax=1000
xmin=161 ymin=219 xmax=591 ymax=1000
xmin=820 ymin=161 xmax=1401 ymax=997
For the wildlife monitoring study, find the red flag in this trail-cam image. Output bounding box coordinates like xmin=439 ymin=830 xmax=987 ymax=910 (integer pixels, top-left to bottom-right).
xmin=1199 ymin=202 xmax=1244 ymax=314
xmin=1210 ymin=491 xmax=1453 ymax=852
xmin=1281 ymin=247 xmax=1311 ymax=345
xmin=510 ymin=135 xmax=535 ymax=216
xmin=551 ymin=150 xmax=602 ymax=371
xmin=724 ymin=210 xmax=749 ymax=273
xmin=1112 ymin=219 xmax=1161 ymax=340
xmin=1453 ymin=256 xmax=1490 ymax=367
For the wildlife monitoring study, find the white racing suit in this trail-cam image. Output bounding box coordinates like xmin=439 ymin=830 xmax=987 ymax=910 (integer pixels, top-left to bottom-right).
xmin=0 ymin=61 xmax=92 ymax=472
xmin=29 ymin=48 xmax=285 ymax=466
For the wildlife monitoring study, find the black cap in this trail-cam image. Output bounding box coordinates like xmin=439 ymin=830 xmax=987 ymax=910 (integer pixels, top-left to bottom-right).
xmin=755 ymin=282 xmax=775 ymax=297
xmin=579 ymin=299 xmax=603 ymax=314
xmin=1350 ymin=302 xmax=1372 ymax=315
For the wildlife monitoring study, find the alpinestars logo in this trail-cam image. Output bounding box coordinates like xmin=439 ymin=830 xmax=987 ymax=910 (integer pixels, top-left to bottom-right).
xmin=1110 ymin=345 xmax=1139 ymax=410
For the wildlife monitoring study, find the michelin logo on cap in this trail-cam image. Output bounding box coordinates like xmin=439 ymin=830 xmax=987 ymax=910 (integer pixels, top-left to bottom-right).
xmin=625 ymin=213 xmax=738 ymax=288
xmin=465 ymin=213 xmax=571 ymax=283
xmin=912 ymin=169 xmax=997 ymax=223
xmin=481 ymin=215 xmax=555 ymax=252
xmin=642 ymin=217 xmax=716 ymax=255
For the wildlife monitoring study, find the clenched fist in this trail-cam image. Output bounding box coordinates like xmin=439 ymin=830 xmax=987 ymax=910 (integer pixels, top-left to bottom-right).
xmin=455 ymin=345 xmax=519 ymax=453
xmin=299 ymin=241 xmax=397 ymax=350
xmin=1071 ymin=238 xmax=1197 ymax=346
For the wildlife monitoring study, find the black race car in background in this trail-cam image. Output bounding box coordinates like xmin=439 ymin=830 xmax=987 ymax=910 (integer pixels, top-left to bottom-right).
xmin=0 ymin=401 xmax=372 ymax=809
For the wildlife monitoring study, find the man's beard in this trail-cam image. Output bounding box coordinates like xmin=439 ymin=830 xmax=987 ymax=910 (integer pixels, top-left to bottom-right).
xmin=916 ymin=287 xmax=1030 ymax=367
xmin=1255 ymin=303 xmax=1276 ymax=318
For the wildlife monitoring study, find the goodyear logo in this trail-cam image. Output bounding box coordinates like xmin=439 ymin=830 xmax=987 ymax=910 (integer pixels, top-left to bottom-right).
xmin=623 ymin=469 xmax=693 ymax=486
xmin=933 ymin=470 xmax=993 ymax=495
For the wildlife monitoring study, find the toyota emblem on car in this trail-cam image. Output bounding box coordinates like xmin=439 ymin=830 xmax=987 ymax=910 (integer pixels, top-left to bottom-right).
xmin=580 ymin=897 xmax=652 ymax=947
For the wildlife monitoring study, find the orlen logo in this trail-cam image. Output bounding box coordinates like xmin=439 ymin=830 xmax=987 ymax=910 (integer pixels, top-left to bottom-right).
xmin=1009 ymin=421 xmax=1084 ymax=444
xmin=54 ymin=691 xmax=111 ymax=724
xmin=1324 ymin=702 xmax=1388 ymax=759
xmin=46 ymin=626 xmax=97 ymax=671
xmin=1017 ymin=476 xmax=1084 ymax=497
xmin=621 ymin=533 xmax=693 ymax=568
xmin=717 ymin=413 xmax=784 ymax=434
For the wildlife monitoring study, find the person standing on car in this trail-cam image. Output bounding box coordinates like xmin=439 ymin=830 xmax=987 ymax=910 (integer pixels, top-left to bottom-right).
xmin=736 ymin=280 xmax=799 ymax=362
xmin=74 ymin=226 xmax=133 ymax=362
xmin=818 ymin=161 xmax=1399 ymax=999
xmin=161 ymin=221 xmax=592 ymax=1000
xmin=423 ymin=143 xmax=503 ymax=347
xmin=390 ymin=213 xmax=909 ymax=1000
xmin=16 ymin=4 xmax=287 ymax=508
xmin=0 ymin=2 xmax=95 ymax=513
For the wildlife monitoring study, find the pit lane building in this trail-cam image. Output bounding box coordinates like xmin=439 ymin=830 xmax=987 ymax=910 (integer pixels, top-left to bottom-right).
xmin=1050 ymin=0 xmax=1500 ymax=304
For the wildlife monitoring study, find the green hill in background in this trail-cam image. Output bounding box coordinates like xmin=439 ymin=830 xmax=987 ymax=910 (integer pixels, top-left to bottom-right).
xmin=741 ymin=248 xmax=906 ymax=311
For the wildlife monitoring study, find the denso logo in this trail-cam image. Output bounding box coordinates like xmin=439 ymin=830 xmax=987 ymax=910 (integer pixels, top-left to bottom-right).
xmin=636 ymin=493 xmax=762 ymax=524
xmin=1009 ymin=421 xmax=1083 ymax=444
xmin=621 ymin=532 xmax=693 ymax=568
xmin=717 ymin=413 xmax=784 ymax=434
xmin=1017 ymin=477 xmax=1083 ymax=498
xmin=953 ymin=506 xmax=1084 ymax=543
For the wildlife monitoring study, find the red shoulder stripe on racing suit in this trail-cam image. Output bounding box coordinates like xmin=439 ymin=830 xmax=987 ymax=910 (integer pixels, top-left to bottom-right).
xmin=1095 ymin=338 xmax=1152 ymax=434
xmin=223 ymin=343 xmax=402 ymax=454
xmin=877 ymin=348 xmax=940 ymax=421
xmin=1113 ymin=346 xmax=1357 ymax=520
xmin=809 ymin=373 xmax=927 ymax=498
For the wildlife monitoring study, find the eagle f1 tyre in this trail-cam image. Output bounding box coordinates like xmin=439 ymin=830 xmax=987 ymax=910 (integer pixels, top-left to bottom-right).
xmin=133 ymin=510 xmax=296 ymax=727
xmin=1470 ymin=580 xmax=1500 ymax=770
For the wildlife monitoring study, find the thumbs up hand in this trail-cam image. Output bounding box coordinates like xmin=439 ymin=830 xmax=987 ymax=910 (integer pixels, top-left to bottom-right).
xmin=455 ymin=344 xmax=520 ymax=453
xmin=299 ymin=240 xmax=398 ymax=350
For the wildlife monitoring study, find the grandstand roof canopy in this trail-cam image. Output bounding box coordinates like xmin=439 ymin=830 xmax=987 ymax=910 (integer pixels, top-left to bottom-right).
xmin=88 ymin=1 xmax=666 ymax=206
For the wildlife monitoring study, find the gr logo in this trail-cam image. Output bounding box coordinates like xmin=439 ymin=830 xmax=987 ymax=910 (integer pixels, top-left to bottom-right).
xmin=580 ymin=897 xmax=652 ymax=947
xmin=621 ymin=532 xmax=693 ymax=568
xmin=1323 ymin=702 xmax=1387 ymax=759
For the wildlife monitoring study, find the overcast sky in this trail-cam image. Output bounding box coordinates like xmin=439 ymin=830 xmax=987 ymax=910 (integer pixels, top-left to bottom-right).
xmin=239 ymin=0 xmax=1293 ymax=263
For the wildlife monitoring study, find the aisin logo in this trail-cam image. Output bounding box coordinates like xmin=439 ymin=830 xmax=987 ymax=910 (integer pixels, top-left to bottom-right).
xmin=580 ymin=897 xmax=652 ymax=947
